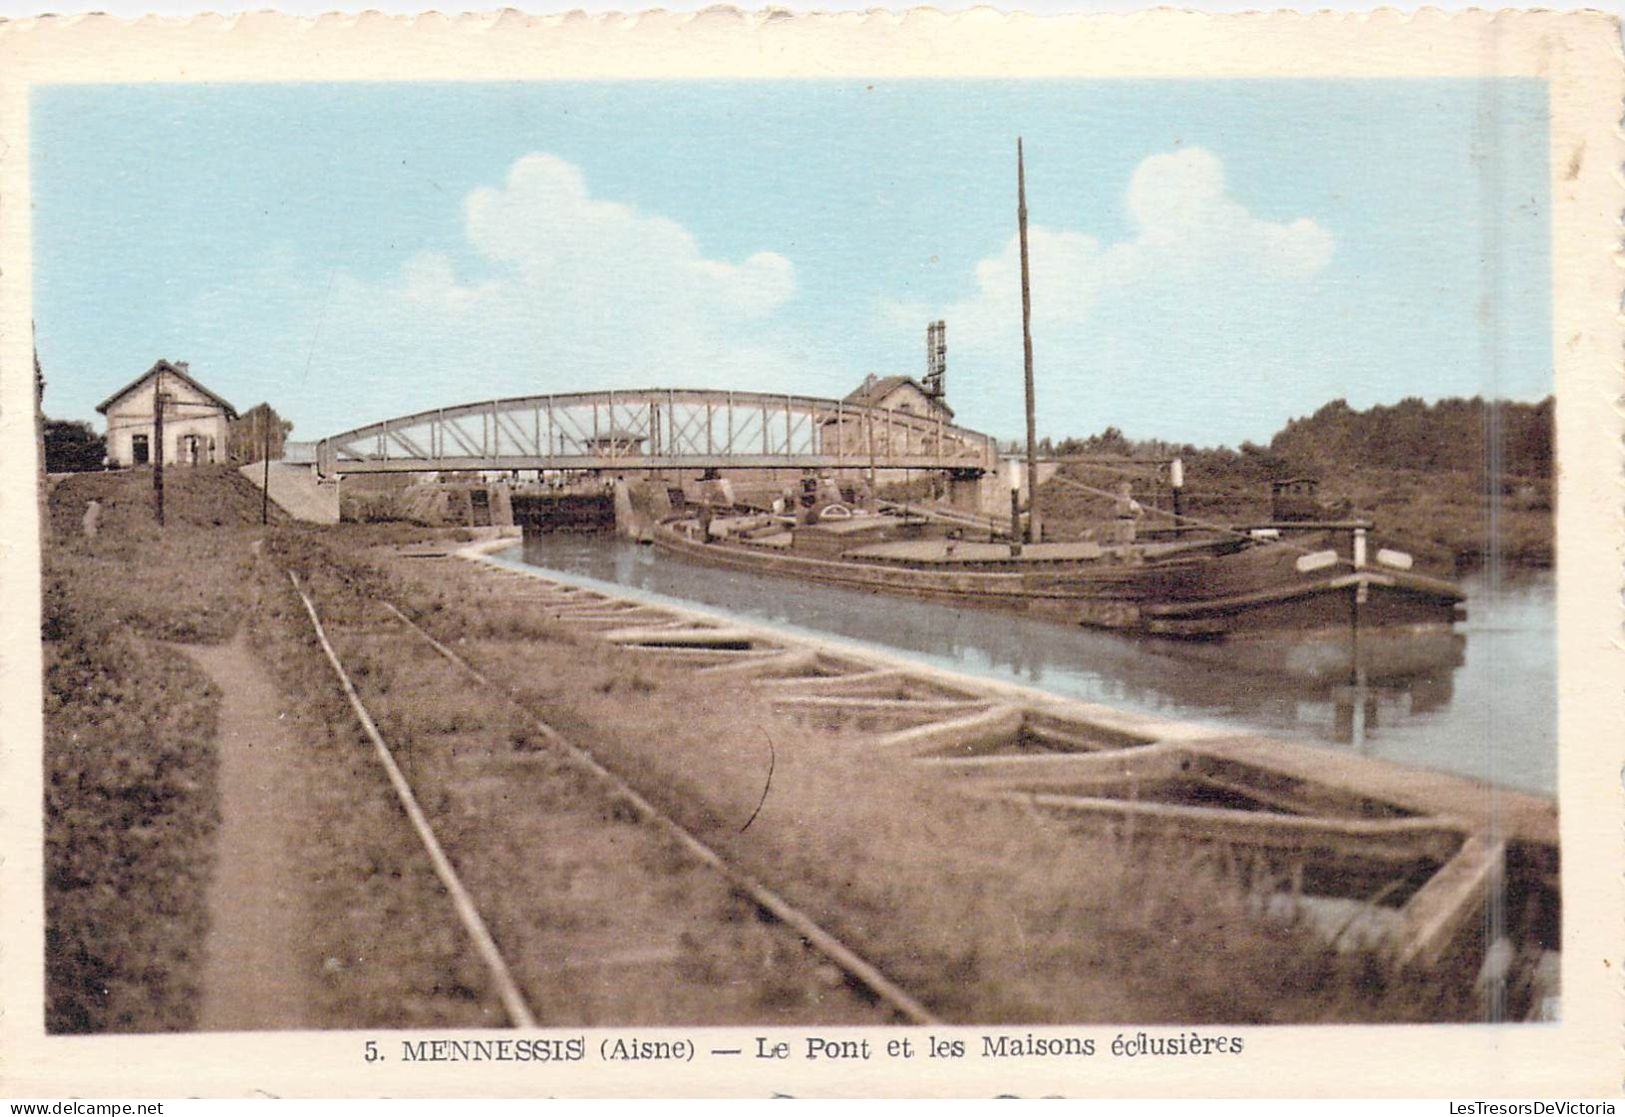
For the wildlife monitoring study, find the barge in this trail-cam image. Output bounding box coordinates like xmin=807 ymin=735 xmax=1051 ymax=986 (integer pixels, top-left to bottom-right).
xmin=650 ymin=509 xmax=1466 ymax=681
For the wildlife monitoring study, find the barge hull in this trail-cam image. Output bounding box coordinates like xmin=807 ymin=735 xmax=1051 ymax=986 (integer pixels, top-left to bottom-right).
xmin=652 ymin=524 xmax=1462 ymax=639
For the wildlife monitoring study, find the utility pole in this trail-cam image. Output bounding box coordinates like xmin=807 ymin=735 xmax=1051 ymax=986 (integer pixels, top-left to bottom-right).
xmin=1017 ymin=138 xmax=1040 ymax=544
xmin=153 ymin=366 xmax=166 ymax=527
xmin=261 ymin=407 xmax=271 ymax=525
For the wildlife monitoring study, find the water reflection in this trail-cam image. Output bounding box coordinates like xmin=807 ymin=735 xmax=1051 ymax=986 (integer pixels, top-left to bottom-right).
xmin=500 ymin=537 xmax=1555 ymax=795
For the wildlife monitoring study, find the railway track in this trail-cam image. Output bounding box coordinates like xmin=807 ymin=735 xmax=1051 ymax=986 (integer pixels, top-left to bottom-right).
xmin=286 ymin=568 xmax=940 ymax=1029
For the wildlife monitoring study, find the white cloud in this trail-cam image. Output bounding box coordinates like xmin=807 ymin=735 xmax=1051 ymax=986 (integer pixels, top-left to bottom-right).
xmin=1118 ymin=148 xmax=1333 ymax=278
xmin=461 ymin=154 xmax=795 ymax=319
xmin=888 ymin=147 xmax=1337 ymax=444
xmin=297 ymin=153 xmax=810 ymax=427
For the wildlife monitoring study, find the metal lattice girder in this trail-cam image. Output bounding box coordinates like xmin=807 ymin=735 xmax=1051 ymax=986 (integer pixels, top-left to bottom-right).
xmin=315 ymin=388 xmax=999 ymax=475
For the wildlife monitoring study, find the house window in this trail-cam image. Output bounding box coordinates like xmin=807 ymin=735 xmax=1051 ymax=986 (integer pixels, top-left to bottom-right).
xmin=131 ymin=434 xmax=149 ymax=465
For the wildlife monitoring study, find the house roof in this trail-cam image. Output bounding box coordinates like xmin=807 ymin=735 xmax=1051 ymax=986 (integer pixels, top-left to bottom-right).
xmin=96 ymin=359 xmax=239 ymax=420
xmin=842 ymin=374 xmax=954 ymax=418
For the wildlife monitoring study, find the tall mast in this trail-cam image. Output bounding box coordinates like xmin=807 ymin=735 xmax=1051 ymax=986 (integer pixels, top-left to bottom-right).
xmin=1017 ymin=137 xmax=1040 ymax=543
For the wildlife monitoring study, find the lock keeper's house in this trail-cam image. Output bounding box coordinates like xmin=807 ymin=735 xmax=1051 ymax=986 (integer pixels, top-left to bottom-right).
xmin=98 ymin=359 xmax=238 ymax=468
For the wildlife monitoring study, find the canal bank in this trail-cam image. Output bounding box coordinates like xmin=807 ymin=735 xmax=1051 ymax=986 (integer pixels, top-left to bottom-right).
xmin=500 ymin=534 xmax=1557 ymax=796
xmin=284 ymin=526 xmax=1505 ymax=1024
xmin=455 ymin=535 xmax=1558 ymax=1018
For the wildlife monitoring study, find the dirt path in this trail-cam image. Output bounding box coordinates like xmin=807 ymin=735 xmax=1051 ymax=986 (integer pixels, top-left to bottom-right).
xmin=180 ymin=634 xmax=316 ymax=1030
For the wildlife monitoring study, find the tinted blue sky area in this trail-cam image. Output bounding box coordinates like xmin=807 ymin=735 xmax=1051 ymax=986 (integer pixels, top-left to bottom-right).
xmin=32 ymin=79 xmax=1550 ymax=446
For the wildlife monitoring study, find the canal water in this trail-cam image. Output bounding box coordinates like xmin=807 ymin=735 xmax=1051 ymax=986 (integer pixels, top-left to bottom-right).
xmin=496 ymin=537 xmax=1557 ymax=795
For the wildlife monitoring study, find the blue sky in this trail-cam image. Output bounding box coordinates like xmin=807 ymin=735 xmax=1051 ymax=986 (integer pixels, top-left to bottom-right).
xmin=32 ymin=79 xmax=1550 ymax=446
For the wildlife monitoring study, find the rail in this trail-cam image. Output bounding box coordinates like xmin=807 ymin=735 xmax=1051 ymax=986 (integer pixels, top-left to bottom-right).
xmin=288 ymin=571 xmax=538 ymax=1028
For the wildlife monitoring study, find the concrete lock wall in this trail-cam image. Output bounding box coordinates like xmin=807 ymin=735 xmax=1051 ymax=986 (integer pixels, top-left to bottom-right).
xmin=243 ymin=462 xmax=341 ymax=524
xmin=615 ymin=479 xmax=672 ymax=540
xmin=947 ymin=463 xmax=1060 ymax=521
xmin=947 ymin=472 xmax=1003 ymax=519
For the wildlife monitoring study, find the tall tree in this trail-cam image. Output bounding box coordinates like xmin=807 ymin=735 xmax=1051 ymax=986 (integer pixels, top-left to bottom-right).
xmin=228 ymin=403 xmax=294 ymax=463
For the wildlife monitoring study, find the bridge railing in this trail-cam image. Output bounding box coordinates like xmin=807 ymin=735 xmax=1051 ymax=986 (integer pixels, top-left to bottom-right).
xmin=315 ymin=388 xmax=999 ymax=476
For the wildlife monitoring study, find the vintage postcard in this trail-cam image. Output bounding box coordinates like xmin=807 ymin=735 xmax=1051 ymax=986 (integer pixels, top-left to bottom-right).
xmin=0 ymin=8 xmax=1620 ymax=1100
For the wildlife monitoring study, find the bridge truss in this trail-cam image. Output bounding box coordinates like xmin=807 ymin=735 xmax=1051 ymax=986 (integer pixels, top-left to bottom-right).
xmin=315 ymin=388 xmax=999 ymax=476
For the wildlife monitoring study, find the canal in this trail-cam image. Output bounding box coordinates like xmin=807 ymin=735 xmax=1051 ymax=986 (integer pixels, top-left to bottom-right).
xmin=494 ymin=537 xmax=1556 ymax=795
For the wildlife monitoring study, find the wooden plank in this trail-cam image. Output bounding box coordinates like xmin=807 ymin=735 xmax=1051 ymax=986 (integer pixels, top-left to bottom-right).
xmin=918 ymin=741 xmax=1189 ymax=784
xmin=1024 ymin=717 xmax=1158 ymax=753
xmin=1195 ymin=735 xmax=1556 ymax=847
xmin=758 ymin=668 xmax=906 ymax=693
xmin=698 ymin=647 xmax=821 ymax=679
xmin=1009 ymin=792 xmax=1466 ymax=864
xmin=622 ymin=647 xmax=774 ymax=665
xmin=1396 ymin=831 xmax=1505 ymax=968
xmin=546 ymin=608 xmax=658 ymax=624
xmin=602 ymin=625 xmax=761 ymax=648
xmin=872 ymin=704 xmax=1025 ymax=758
xmin=579 ymin=616 xmax=690 ymax=631
xmin=538 ymin=599 xmax=638 ymax=614
xmin=769 ymin=695 xmax=990 ymax=715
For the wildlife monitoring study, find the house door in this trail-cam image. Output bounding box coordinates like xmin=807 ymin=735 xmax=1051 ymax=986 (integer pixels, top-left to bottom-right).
xmin=183 ymin=435 xmax=201 ymax=465
xmin=132 ymin=434 xmax=149 ymax=465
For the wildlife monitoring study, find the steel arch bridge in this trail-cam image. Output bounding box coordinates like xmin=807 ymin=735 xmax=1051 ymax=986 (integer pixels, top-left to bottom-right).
xmin=315 ymin=388 xmax=999 ymax=476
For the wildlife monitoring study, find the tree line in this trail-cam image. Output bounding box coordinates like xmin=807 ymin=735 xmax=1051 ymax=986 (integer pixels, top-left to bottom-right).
xmin=1024 ymin=395 xmax=1554 ymax=483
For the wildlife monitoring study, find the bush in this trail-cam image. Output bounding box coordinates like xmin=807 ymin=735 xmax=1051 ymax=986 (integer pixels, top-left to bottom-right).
xmin=44 ymin=418 xmax=105 ymax=473
xmin=42 ymin=560 xmax=221 ymax=1032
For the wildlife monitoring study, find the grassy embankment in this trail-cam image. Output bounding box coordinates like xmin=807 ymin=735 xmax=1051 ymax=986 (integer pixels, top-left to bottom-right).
xmin=44 ymin=468 xmax=486 ymax=1032
xmin=42 ymin=467 xmax=260 ymax=1032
